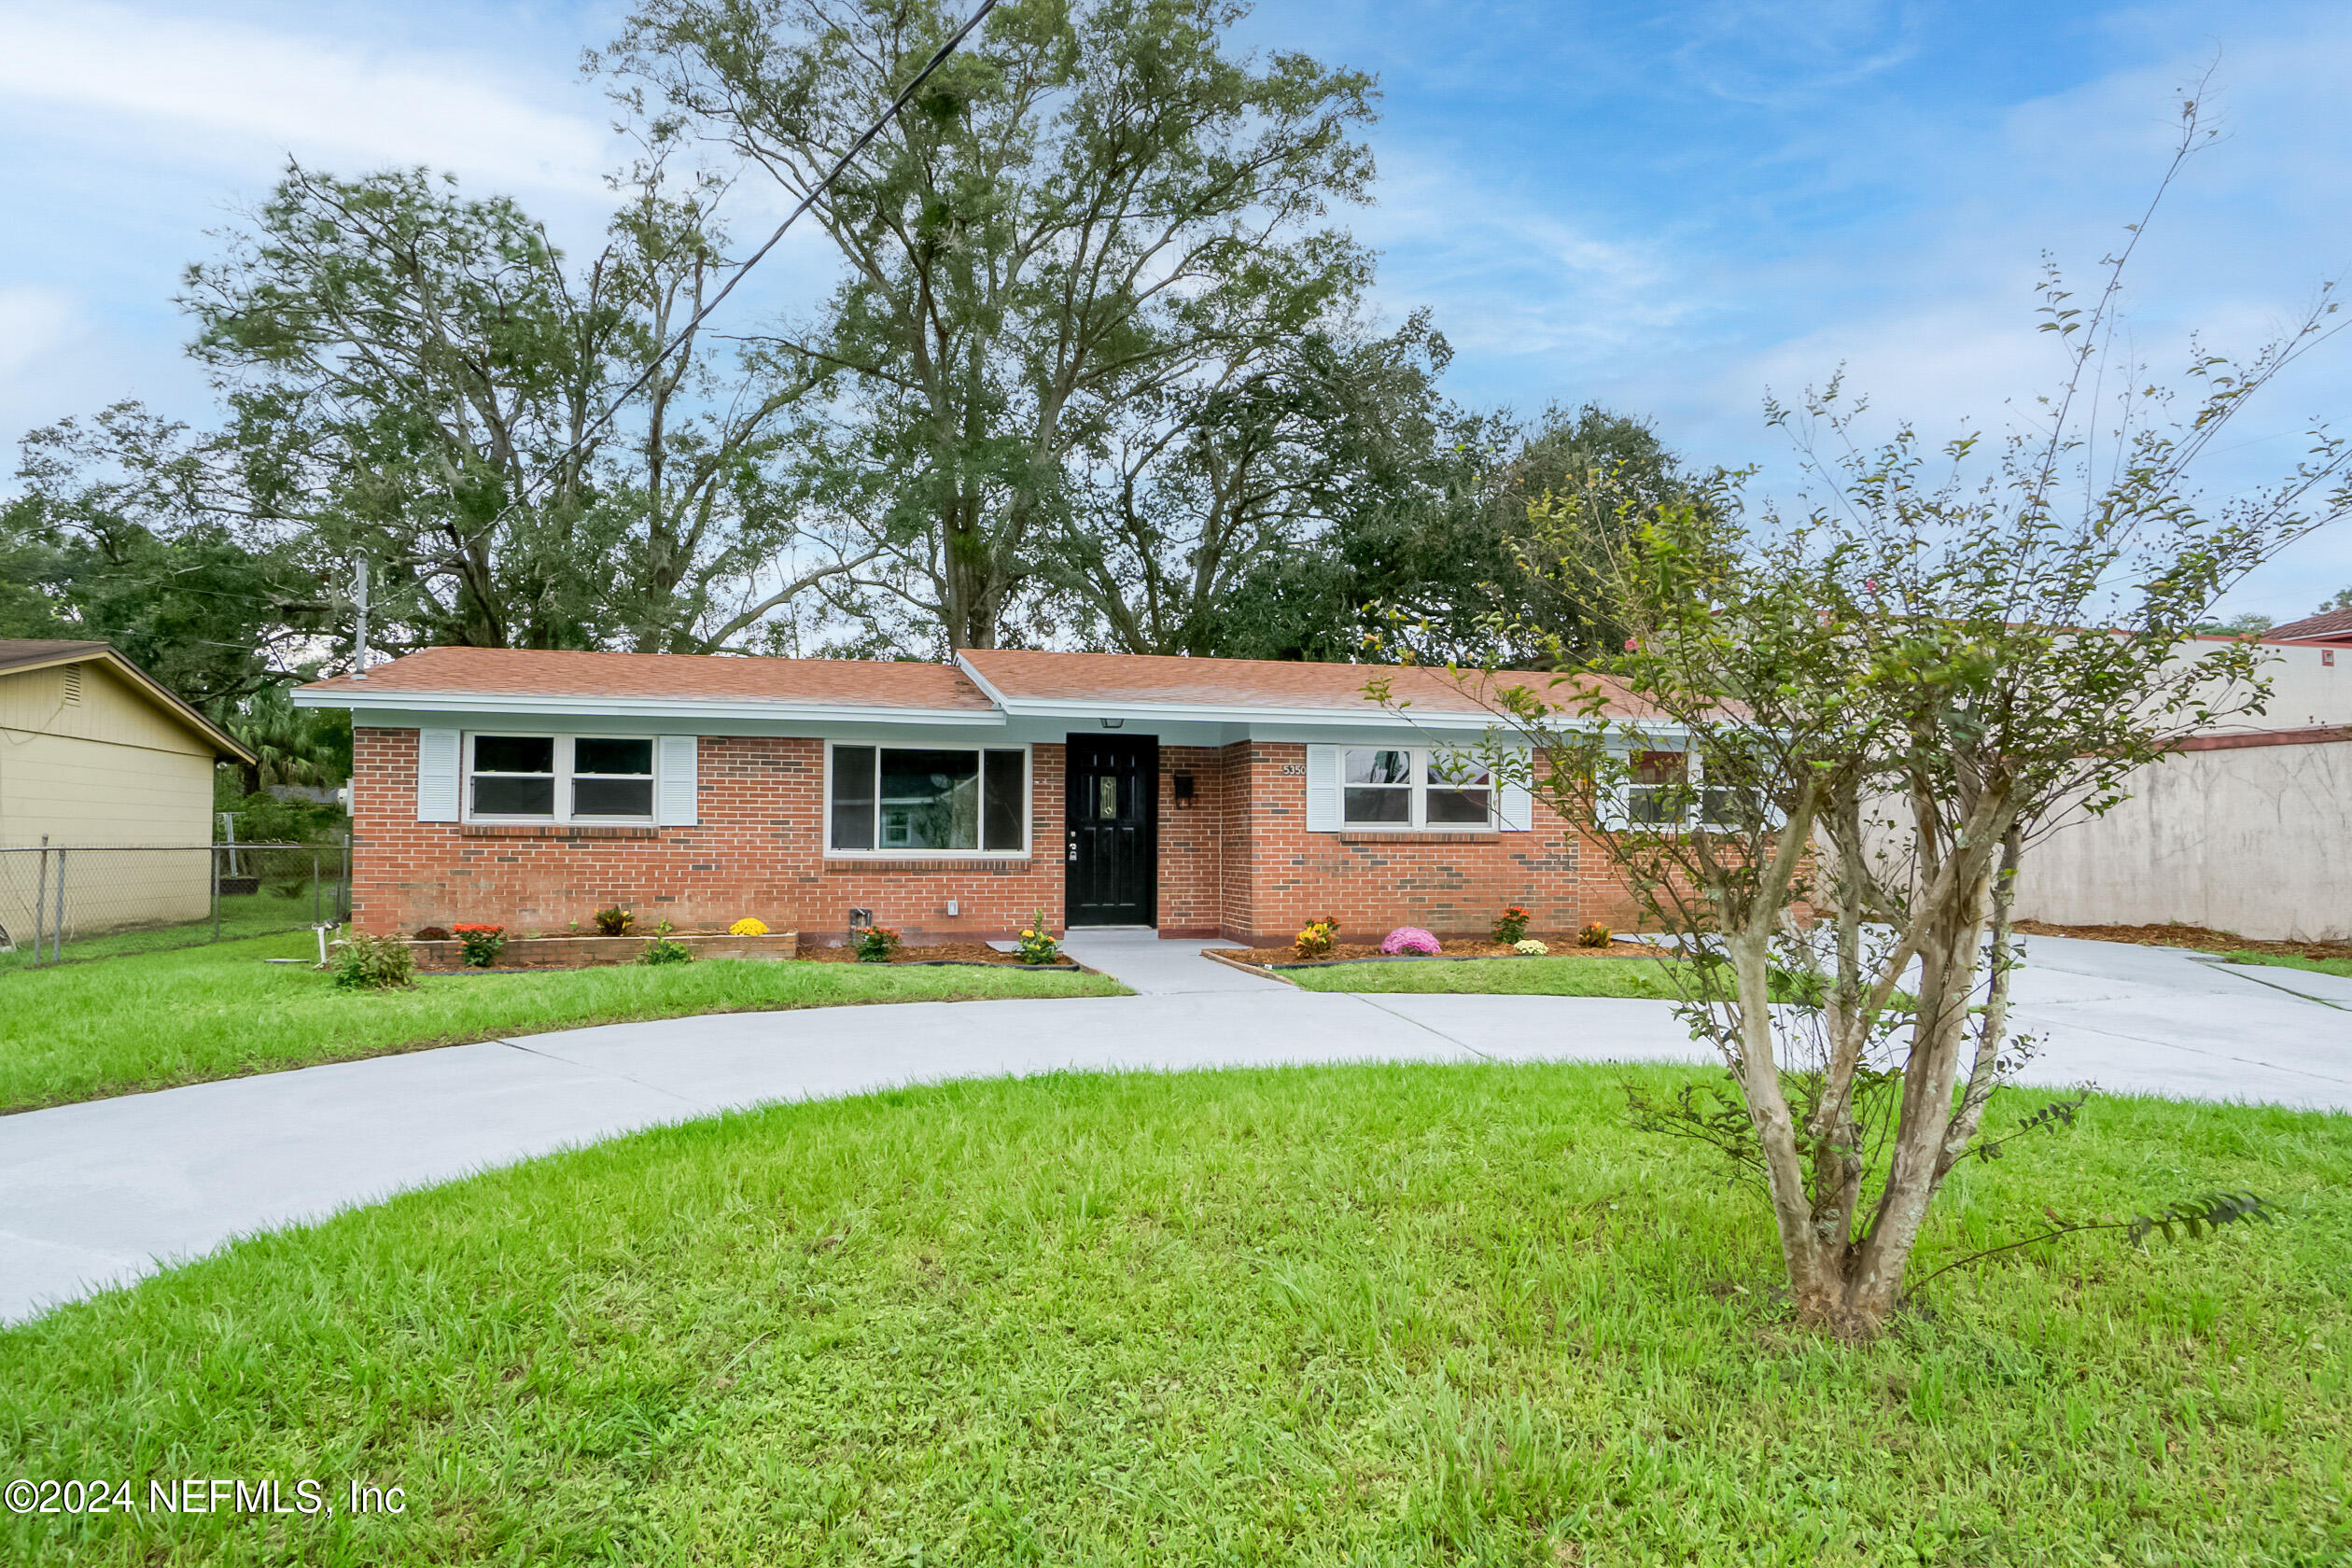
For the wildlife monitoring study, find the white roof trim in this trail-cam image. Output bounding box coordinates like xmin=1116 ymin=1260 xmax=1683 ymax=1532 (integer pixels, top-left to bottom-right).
xmin=289 ymin=686 xmax=1006 ymax=727
xmin=975 ymin=694 xmax=1606 ymax=730
xmin=295 ymin=667 xmax=1632 ymax=735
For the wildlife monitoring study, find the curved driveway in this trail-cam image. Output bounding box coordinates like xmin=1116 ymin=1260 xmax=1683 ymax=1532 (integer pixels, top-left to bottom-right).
xmin=1 ymin=931 xmax=2344 ymax=1324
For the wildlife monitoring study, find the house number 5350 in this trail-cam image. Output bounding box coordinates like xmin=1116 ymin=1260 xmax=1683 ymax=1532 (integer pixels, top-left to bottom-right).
xmin=1278 ymin=763 xmax=1307 ymax=776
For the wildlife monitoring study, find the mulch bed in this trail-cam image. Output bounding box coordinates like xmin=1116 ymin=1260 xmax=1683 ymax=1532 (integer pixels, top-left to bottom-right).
xmin=797 ymin=941 xmax=1076 ymax=969
xmin=1224 ymin=933 xmax=1669 ymax=969
xmin=2013 ymin=919 xmax=2350 ymax=963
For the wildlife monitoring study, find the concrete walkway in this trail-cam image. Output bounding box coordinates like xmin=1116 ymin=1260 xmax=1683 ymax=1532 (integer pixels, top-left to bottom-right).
xmin=1 ymin=934 xmax=2343 ymax=1325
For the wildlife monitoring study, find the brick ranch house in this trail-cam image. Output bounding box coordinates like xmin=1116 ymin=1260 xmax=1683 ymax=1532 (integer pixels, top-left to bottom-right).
xmin=295 ymin=647 xmax=1680 ymax=947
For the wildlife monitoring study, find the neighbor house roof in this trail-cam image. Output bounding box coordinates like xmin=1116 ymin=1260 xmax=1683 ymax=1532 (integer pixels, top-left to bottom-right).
xmin=2264 ymin=607 xmax=2352 ymax=644
xmin=0 ymin=638 xmax=255 ymax=763
xmin=297 ymin=646 xmax=1001 ymax=721
xmin=956 ymin=649 xmax=1617 ymax=720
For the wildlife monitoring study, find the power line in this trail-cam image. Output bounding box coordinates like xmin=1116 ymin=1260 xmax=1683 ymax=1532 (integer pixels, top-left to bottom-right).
xmin=482 ymin=0 xmax=1002 ymax=534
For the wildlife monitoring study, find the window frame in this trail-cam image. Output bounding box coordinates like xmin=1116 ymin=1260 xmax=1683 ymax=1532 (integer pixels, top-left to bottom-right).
xmin=823 ymin=739 xmax=1033 ymax=859
xmin=462 ymin=732 xmax=661 ymax=825
xmin=1606 ymin=743 xmax=1737 ymax=833
xmin=1337 ymin=745 xmax=1497 ymax=832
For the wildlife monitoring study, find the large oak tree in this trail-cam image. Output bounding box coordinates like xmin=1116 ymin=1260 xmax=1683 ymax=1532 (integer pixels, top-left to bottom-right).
xmin=603 ymin=0 xmax=1379 ymax=651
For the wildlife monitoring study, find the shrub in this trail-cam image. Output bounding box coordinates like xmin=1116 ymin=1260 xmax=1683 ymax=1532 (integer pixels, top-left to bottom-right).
xmin=592 ymin=905 xmax=635 ymax=937
xmin=638 ymin=917 xmax=693 ymax=965
xmin=1014 ymin=909 xmax=1059 ymax=965
xmin=330 ymin=932 xmax=415 ymax=990
xmin=1577 ymin=922 xmax=1612 ymax=948
xmin=1492 ymin=905 xmax=1533 ymax=944
xmin=1514 ymin=938 xmax=1549 ymax=956
xmin=728 ymin=916 xmax=769 ymax=937
xmin=413 ymin=925 xmax=451 ymax=942
xmin=854 ymin=924 xmax=902 ymax=963
xmin=1291 ymin=917 xmax=1341 ymax=960
xmin=1380 ymin=927 xmax=1441 ymax=957
xmin=452 ymin=923 xmax=506 ymax=968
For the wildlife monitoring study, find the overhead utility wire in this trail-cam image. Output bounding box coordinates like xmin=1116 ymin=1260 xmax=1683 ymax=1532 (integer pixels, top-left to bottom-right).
xmin=473 ymin=0 xmax=1003 ymax=532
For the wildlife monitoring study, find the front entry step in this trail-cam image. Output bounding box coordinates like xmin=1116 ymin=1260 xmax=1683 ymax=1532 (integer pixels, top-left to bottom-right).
xmin=1055 ymin=930 xmax=1282 ymax=994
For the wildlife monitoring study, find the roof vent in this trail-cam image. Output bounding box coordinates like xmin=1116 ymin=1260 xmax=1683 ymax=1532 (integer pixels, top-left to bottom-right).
xmin=61 ymin=665 xmax=82 ymax=707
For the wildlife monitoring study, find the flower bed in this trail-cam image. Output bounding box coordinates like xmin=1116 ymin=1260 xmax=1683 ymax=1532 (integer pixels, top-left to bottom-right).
xmin=1220 ymin=933 xmax=1668 ymax=970
xmin=797 ymin=940 xmax=1077 ymax=969
xmin=403 ymin=930 xmax=801 ymax=973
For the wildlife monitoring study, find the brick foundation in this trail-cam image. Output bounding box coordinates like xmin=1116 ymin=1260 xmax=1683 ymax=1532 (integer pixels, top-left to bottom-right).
xmin=406 ymin=931 xmax=802 ymax=971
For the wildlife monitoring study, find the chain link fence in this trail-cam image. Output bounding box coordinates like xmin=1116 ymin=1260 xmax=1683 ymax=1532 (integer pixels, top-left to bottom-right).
xmin=0 ymin=843 xmax=351 ymax=971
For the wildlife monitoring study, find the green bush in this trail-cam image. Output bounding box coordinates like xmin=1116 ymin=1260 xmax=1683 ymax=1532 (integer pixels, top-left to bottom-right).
xmin=854 ymin=924 xmax=902 ymax=963
xmin=215 ymin=788 xmax=345 ymax=847
xmin=453 ymin=924 xmax=506 ymax=968
xmin=1014 ymin=908 xmax=1060 ymax=965
xmin=639 ymin=917 xmax=693 ymax=965
xmin=330 ymin=932 xmax=416 ymax=990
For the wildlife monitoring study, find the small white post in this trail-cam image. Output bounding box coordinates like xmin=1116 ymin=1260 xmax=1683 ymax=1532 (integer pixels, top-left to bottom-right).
xmin=352 ymin=557 xmax=371 ymax=679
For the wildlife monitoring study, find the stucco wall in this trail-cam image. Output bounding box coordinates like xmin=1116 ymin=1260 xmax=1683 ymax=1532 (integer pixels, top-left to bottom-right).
xmin=2013 ymin=735 xmax=2352 ymax=942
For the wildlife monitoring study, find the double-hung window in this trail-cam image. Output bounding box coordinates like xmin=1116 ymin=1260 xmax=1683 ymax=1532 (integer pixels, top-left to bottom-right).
xmin=829 ymin=744 xmax=1028 ymax=854
xmin=466 ymin=735 xmax=656 ymax=823
xmin=1340 ymin=747 xmax=1494 ymax=829
xmin=1616 ymin=746 xmax=1735 ymax=830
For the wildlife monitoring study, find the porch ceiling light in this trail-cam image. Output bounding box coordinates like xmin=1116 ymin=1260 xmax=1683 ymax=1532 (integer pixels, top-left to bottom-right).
xmin=1100 ymin=717 xmax=1125 ymax=729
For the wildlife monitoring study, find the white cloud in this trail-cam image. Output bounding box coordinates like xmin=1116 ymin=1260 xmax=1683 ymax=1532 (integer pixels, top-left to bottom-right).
xmin=0 ymin=2 xmax=611 ymax=193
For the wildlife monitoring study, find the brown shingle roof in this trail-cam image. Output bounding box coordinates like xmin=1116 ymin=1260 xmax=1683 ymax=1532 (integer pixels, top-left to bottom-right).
xmin=959 ymin=649 xmax=1621 ymax=716
xmin=2265 ymin=607 xmax=2352 ymax=643
xmin=301 ymin=646 xmax=995 ymax=710
xmin=0 ymin=638 xmax=112 ymax=676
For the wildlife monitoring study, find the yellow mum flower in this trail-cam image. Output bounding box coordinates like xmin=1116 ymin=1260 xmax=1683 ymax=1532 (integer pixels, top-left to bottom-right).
xmin=728 ymin=917 xmax=769 ymax=936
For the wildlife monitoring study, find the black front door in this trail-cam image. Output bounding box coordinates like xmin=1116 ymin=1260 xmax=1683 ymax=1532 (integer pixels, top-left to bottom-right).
xmin=1065 ymin=735 xmax=1157 ymax=926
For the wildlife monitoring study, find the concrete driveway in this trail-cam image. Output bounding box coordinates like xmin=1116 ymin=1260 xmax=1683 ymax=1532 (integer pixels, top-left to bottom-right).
xmin=1 ymin=931 xmax=2343 ymax=1325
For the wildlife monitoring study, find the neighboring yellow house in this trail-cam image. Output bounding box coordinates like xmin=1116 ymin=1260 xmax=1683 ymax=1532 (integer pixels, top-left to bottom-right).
xmin=0 ymin=640 xmax=255 ymax=945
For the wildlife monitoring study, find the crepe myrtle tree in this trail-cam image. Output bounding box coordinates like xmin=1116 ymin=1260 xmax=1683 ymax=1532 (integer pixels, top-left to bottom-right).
xmin=1383 ymin=97 xmax=2343 ymax=1338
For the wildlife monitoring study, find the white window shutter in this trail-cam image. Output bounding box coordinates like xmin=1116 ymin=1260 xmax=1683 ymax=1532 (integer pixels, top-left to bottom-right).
xmin=416 ymin=728 xmax=460 ymax=821
xmin=1498 ymin=748 xmax=1533 ymax=832
xmin=656 ymin=735 xmax=699 ymax=825
xmin=1304 ymin=744 xmax=1341 ymax=832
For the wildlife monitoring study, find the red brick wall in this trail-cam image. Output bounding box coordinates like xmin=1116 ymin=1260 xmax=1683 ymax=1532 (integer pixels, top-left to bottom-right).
xmin=351 ymin=728 xmax=1641 ymax=948
xmin=1221 ymin=741 xmax=1639 ymax=945
xmin=1155 ymin=743 xmax=1228 ymax=937
xmin=351 ymin=729 xmax=1069 ymax=944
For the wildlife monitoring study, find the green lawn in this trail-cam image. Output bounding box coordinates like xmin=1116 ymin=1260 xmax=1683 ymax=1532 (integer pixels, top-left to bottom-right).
xmin=0 ymin=931 xmax=1125 ymax=1113
xmin=2226 ymin=950 xmax=2352 ymax=980
xmin=1287 ymin=953 xmax=1685 ymax=998
xmin=3 ymin=1063 xmax=2345 ymax=1564
xmin=0 ymin=890 xmax=332 ymax=973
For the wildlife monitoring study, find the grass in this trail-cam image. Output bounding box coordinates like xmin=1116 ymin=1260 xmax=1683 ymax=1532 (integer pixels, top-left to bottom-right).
xmin=1287 ymin=953 xmax=1684 ymax=998
xmin=0 ymin=890 xmax=333 ymax=973
xmin=2 ymin=1062 xmax=2345 ymax=1565
xmin=2226 ymin=950 xmax=2352 ymax=980
xmin=0 ymin=931 xmax=1126 ymax=1113
xmin=1283 ymin=955 xmax=1892 ymax=1009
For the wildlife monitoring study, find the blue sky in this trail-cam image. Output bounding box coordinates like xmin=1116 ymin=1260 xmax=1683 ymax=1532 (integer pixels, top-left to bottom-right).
xmin=3 ymin=0 xmax=2348 ymax=620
